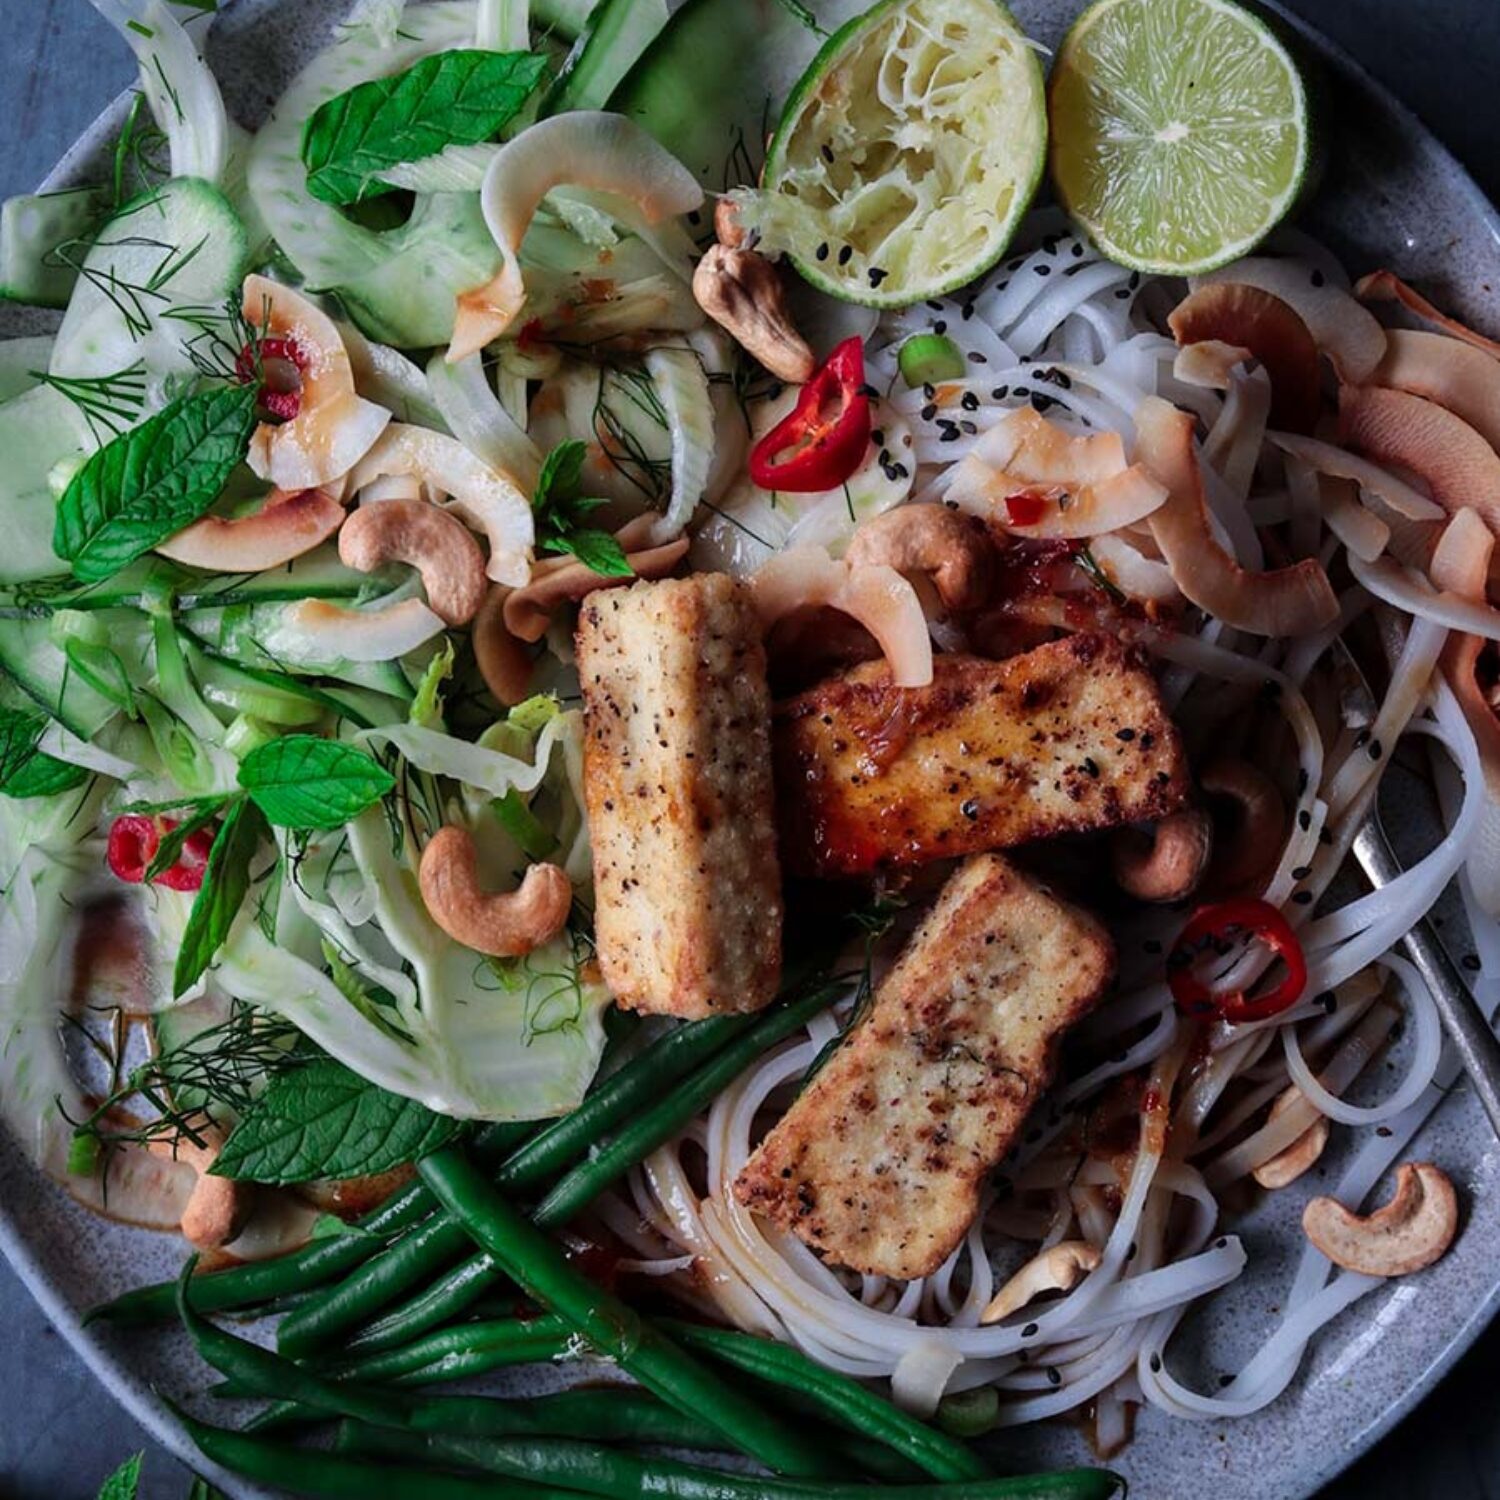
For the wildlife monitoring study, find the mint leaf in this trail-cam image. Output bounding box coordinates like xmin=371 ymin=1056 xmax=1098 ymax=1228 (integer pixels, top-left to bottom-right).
xmin=238 ymin=736 xmax=395 ymax=829
xmin=551 ymin=528 xmax=633 ymax=578
xmin=532 ymin=439 xmax=635 ymax=579
xmin=54 ymin=385 xmax=258 ymax=583
xmin=145 ymin=795 xmax=233 ymax=881
xmin=0 ymin=705 xmax=87 ymax=799
xmin=173 ymin=797 xmax=265 ymax=998
xmin=301 ymin=49 xmax=549 ymax=205
xmin=211 ymin=1056 xmax=463 ymax=1183
xmin=96 ymin=1454 xmax=143 ymax=1500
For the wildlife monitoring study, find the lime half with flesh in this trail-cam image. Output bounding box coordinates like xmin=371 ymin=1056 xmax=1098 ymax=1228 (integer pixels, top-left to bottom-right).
xmin=741 ymin=0 xmax=1047 ymax=309
xmin=1049 ymin=0 xmax=1310 ymax=275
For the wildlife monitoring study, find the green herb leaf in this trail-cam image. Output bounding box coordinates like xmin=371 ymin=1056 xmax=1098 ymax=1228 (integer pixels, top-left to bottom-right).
xmin=409 ymin=637 xmax=455 ymax=730
xmin=309 ymin=1210 xmax=380 ymax=1242
xmin=532 ymin=439 xmax=635 ymax=579
xmin=53 ymin=385 xmax=258 ymax=583
xmin=173 ymin=798 xmax=266 ymax=998
xmin=550 ymin=527 xmax=633 ymax=578
xmin=145 ymin=795 xmax=233 ymax=882
xmin=211 ymin=1056 xmax=463 ymax=1183
xmin=300 ymin=49 xmax=549 ymax=205
xmin=0 ymin=705 xmax=88 ymax=800
xmin=67 ymin=1131 xmax=102 ymax=1177
xmin=493 ymin=787 xmax=558 ymax=861
xmin=96 ymin=1454 xmax=143 ymax=1500
xmin=186 ymin=1481 xmax=229 ymax=1500
xmin=321 ymin=937 xmax=416 ymax=1046
xmin=238 ymin=736 xmax=395 ymax=829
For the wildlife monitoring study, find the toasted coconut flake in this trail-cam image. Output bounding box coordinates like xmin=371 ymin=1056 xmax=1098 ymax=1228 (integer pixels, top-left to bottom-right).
xmin=1169 ymin=283 xmax=1322 ymax=432
xmin=1266 ymin=431 xmax=1444 ymax=521
xmin=1135 ymin=396 xmax=1337 ymax=636
xmin=1373 ymin=329 xmax=1500 ymax=450
xmin=751 ymin=546 xmax=932 ymax=687
xmin=1173 ymin=340 xmax=1253 ymax=390
xmin=1339 ymin=385 xmax=1500 ymax=533
xmin=282 ymin=597 xmax=446 ymax=661
xmin=946 ymin=406 xmax=1168 ymax=539
xmin=1355 ymin=270 xmax=1500 ymax=360
xmin=1196 ymin=258 xmax=1386 ymax=384
xmin=156 ymin=487 xmax=346 ymax=572
xmin=348 ymin=424 xmax=534 ymax=585
xmin=242 ymin=275 xmax=391 ymax=490
xmin=450 ymin=111 xmax=704 ymax=358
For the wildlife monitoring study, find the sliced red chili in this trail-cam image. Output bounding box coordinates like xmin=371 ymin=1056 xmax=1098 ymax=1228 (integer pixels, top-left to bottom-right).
xmin=1002 ymin=489 xmax=1050 ymax=527
xmin=1167 ymin=897 xmax=1307 ymax=1025
xmin=107 ymin=815 xmax=215 ymax=892
xmin=749 ymin=336 xmax=872 ymax=493
xmin=236 ymin=335 xmax=307 ymax=422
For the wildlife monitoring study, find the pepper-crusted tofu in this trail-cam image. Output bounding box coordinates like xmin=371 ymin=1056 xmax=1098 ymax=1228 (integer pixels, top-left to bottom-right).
xmin=734 ymin=854 xmax=1113 ymax=1278
xmin=774 ymin=634 xmax=1189 ymax=877
xmin=577 ymin=574 xmax=782 ymax=1018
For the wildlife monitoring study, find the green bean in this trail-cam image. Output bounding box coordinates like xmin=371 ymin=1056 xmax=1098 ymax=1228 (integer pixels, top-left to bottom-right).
xmin=339 ymin=1425 xmax=1125 ymax=1500
xmin=329 ymin=982 xmax=843 ymax=1357
xmin=274 ymin=1004 xmax=789 ymax=1359
xmin=419 ymin=1146 xmax=839 ymax=1478
xmin=177 ymin=1411 xmax=574 ymax=1500
xmin=86 ymin=1120 xmax=533 ymax=1327
xmin=663 ymin=1321 xmax=989 ymax=1483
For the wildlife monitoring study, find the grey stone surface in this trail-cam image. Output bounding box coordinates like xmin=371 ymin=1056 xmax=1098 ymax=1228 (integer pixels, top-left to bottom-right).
xmin=1 ymin=2 xmax=1499 ymax=1498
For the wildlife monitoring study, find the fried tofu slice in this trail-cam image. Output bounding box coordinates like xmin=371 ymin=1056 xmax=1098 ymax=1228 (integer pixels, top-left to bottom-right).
xmin=576 ymin=574 xmax=782 ymax=1018
xmin=734 ymin=854 xmax=1113 ymax=1278
xmin=774 ymin=634 xmax=1189 ymax=877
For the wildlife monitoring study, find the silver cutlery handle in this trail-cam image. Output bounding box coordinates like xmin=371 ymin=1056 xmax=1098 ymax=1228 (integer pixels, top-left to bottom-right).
xmin=1353 ymin=821 xmax=1500 ymax=1139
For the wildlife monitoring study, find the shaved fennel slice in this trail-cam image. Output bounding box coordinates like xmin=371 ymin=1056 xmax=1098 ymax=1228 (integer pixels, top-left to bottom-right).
xmin=87 ymin=0 xmax=228 ymax=184
xmin=453 ymin=110 xmax=703 ymax=357
xmin=644 ymin=345 xmax=714 ymax=543
xmin=377 ymin=143 xmax=499 ymax=195
xmin=476 ymin=0 xmax=527 ymax=49
xmin=340 ymin=0 xmax=408 ymax=46
xmin=427 ymin=351 xmax=543 ymax=491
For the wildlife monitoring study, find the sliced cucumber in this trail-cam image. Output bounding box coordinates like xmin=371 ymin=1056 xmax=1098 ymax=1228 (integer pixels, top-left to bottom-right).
xmin=0 ymin=336 xmax=56 ymax=402
xmin=610 ymin=0 xmax=865 ymax=190
xmin=543 ymin=0 xmax=669 ymax=116
xmin=0 ymin=385 xmax=90 ymax=585
xmin=0 ymin=614 xmax=122 ymax=738
xmin=49 ymin=178 xmax=249 ymax=414
xmin=246 ymin=2 xmax=503 ymax=347
xmin=0 ymin=186 xmax=112 ymax=310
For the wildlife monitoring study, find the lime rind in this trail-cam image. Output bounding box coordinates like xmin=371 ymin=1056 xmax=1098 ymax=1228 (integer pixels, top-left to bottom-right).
xmin=1049 ymin=0 xmax=1310 ymax=276
xmin=742 ymin=0 xmax=1048 ymax=310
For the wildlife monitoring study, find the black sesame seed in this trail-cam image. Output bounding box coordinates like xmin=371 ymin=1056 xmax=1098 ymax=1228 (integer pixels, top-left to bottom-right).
xmin=934 ymin=319 xmax=948 ymax=335
xmin=1215 ymin=1237 xmax=1228 ymax=1249
xmin=959 ymin=419 xmax=977 ymax=435
xmin=871 ymin=428 xmax=886 ymax=446
xmin=992 ymin=385 xmax=1010 ymax=400
xmin=961 ymin=391 xmax=980 ymax=411
xmin=1298 ymin=809 xmax=1312 ymax=832
xmin=1311 ymin=268 xmax=1326 ymax=287
xmin=1297 ymin=767 xmax=1310 ymax=794
xmin=1291 ymin=864 xmax=1312 ymax=880
xmin=927 ymin=299 xmax=945 ymax=312
xmin=1008 ymin=257 xmax=1025 ymax=272
xmin=1148 ymin=1354 xmax=1162 ymax=1373
xmin=815 ymin=242 xmax=829 ymax=262
xmin=962 ymin=301 xmax=977 ymax=321
xmin=1032 ymin=393 xmax=1055 ymax=412
xmin=1047 ymin=1367 xmax=1063 ymax=1387
xmin=1022 ymin=1322 xmax=1039 ymax=1338
xmin=890 ymin=461 xmax=909 ymax=479
xmin=1292 ymin=890 xmax=1314 ymax=906
xmin=1462 ymin=953 xmax=1482 ymax=972
xmin=939 ymin=426 xmax=961 ymax=443
xmin=1318 ymin=990 xmax=1337 ymax=1013
xmin=921 ymin=403 xmax=938 ymax=421
xmin=923 ymin=383 xmax=936 ymax=399
xmin=1128 ymin=271 xmax=1141 ymax=289
xmin=1035 ymin=263 xmax=1052 ymax=277
xmin=1376 ymin=1125 xmax=1393 ymax=1138
xmin=1013 ymin=385 xmax=1031 ymax=398
xmin=1127 ymin=1241 xmax=1138 ymax=1261
xmin=1072 ymin=242 xmax=1084 ymax=258
xmin=821 ymin=143 xmax=835 ymax=164
xmin=967 ymin=351 xmax=987 ymax=363
xmin=1114 ymin=288 xmax=1132 ymax=300
xmin=1368 ymin=739 xmax=1383 ymax=760
xmin=1219 ymin=1374 xmax=1235 ymax=1389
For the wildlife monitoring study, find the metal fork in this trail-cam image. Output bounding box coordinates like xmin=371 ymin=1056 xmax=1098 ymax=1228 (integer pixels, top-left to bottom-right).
xmin=1332 ymin=639 xmax=1500 ymax=1137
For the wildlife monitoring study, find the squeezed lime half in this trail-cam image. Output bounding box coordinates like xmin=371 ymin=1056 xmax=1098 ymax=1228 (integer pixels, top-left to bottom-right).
xmin=742 ymin=0 xmax=1048 ymax=309
xmin=1049 ymin=0 xmax=1309 ymax=275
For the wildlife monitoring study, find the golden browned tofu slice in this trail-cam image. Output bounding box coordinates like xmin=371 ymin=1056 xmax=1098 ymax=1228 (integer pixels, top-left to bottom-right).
xmin=774 ymin=634 xmax=1189 ymax=878
xmin=734 ymin=854 xmax=1114 ymax=1278
xmin=576 ymin=574 xmax=782 ymax=1018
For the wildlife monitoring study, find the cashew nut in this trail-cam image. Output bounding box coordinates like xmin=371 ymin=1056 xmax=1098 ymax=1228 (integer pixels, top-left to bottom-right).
xmin=845 ymin=504 xmax=997 ymax=614
xmin=418 ymin=825 xmax=572 ymax=957
xmin=338 ymin=498 xmax=488 ymax=627
xmin=1201 ymin=757 xmax=1288 ymax=893
xmin=1111 ymin=805 xmax=1213 ymax=903
xmin=980 ymin=1241 xmax=1102 ymax=1324
xmin=148 ymin=1126 xmax=254 ymax=1250
xmin=1302 ymin=1162 xmax=1458 ymax=1277
xmin=693 ymin=243 xmax=816 ymax=384
xmin=714 ymin=196 xmax=748 ymax=249
xmin=1251 ymin=1085 xmax=1330 ymax=1190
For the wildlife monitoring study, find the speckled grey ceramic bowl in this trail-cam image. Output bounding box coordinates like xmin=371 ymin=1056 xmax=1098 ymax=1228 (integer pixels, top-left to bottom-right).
xmin=3 ymin=4 xmax=1500 ymax=1498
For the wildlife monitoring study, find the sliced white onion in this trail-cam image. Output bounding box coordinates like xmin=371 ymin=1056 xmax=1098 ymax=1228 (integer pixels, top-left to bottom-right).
xmin=1349 ymin=551 xmax=1500 ymax=640
xmin=1266 ymin=431 xmax=1443 ymax=521
xmin=644 ymin=344 xmax=714 ymax=543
